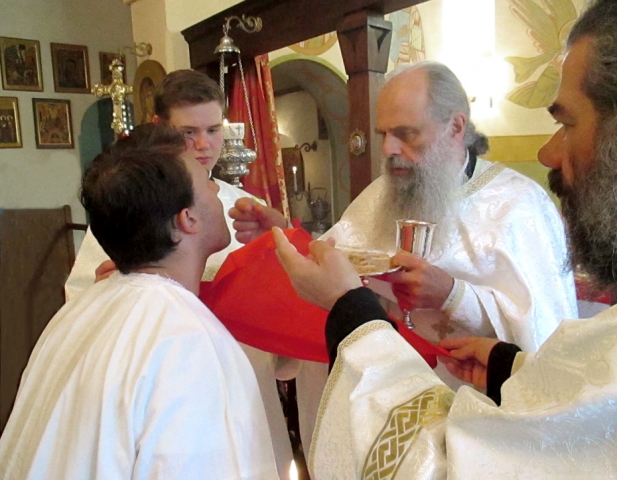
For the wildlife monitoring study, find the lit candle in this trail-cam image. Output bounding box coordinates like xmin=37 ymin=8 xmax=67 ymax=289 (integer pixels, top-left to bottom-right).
xmin=289 ymin=460 xmax=298 ymax=480
xmin=292 ymin=165 xmax=298 ymax=192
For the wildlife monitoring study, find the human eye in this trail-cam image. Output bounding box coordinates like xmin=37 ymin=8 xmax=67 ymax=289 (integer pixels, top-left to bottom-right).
xmin=208 ymin=125 xmax=222 ymax=134
xmin=180 ymin=128 xmax=196 ymax=138
xmin=394 ymin=127 xmax=416 ymax=142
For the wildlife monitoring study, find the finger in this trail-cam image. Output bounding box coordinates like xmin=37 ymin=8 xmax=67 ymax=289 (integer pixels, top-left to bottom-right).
xmin=95 ymin=260 xmax=116 ymax=277
xmin=235 ymin=197 xmax=256 ymax=212
xmin=391 ymin=251 xmax=425 ymax=270
xmin=232 ymin=220 xmax=260 ymax=232
xmin=324 ymin=237 xmax=336 ymax=247
xmin=273 ymin=227 xmax=303 ymax=272
xmin=438 ymin=337 xmax=478 ymax=350
xmin=307 ymin=239 xmax=338 ymax=261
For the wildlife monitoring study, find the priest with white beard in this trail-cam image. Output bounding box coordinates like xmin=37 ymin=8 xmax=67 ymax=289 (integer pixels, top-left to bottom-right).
xmin=0 ymin=125 xmax=278 ymax=480
xmin=230 ymin=62 xmax=578 ymax=451
xmin=317 ymin=61 xmax=578 ymax=386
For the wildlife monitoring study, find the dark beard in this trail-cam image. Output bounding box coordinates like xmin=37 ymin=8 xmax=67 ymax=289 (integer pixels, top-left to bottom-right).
xmin=550 ymin=118 xmax=617 ymax=289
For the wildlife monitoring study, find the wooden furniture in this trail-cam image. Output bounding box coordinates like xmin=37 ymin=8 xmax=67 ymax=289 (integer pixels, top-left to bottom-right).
xmin=182 ymin=0 xmax=429 ymax=201
xmin=0 ymin=206 xmax=86 ymax=432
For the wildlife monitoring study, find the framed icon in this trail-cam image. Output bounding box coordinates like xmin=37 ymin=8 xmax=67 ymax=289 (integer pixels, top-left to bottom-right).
xmin=0 ymin=96 xmax=22 ymax=148
xmin=51 ymin=43 xmax=91 ymax=93
xmin=99 ymin=51 xmax=126 ymax=85
xmin=32 ymin=98 xmax=74 ymax=149
xmin=0 ymin=37 xmax=43 ymax=91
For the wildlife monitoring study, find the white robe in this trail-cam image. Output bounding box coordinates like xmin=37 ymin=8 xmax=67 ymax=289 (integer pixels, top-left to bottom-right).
xmin=322 ymin=159 xmax=577 ymax=351
xmin=63 ymin=178 xmax=295 ymax=479
xmin=295 ymin=159 xmax=579 ymax=445
xmin=0 ymin=273 xmax=278 ymax=480
xmin=310 ymin=308 xmax=617 ymax=479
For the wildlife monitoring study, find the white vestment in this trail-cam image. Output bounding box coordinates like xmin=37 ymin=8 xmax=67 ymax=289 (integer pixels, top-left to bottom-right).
xmin=0 ymin=273 xmax=278 ymax=480
xmin=323 ymin=159 xmax=577 ymax=351
xmin=311 ymin=308 xmax=617 ymax=479
xmin=64 ymin=178 xmax=295 ymax=479
xmin=295 ymin=159 xmax=579 ymax=444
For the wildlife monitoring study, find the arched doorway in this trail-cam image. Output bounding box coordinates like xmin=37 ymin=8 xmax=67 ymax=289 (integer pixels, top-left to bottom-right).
xmin=271 ymin=58 xmax=349 ymax=223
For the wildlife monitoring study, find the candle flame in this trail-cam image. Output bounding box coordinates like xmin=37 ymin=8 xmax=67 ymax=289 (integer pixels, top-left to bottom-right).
xmin=289 ymin=460 xmax=298 ymax=480
xmin=223 ymin=118 xmax=229 ymax=126
xmin=292 ymin=166 xmax=297 ymax=173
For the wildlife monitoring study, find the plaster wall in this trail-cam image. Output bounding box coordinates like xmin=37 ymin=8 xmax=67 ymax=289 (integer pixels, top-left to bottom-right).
xmin=0 ymin=0 xmax=135 ymax=242
xmin=275 ymin=91 xmax=332 ymax=204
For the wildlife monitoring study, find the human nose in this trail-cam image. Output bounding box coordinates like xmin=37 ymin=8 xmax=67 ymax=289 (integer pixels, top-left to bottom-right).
xmin=193 ymin=132 xmax=210 ymax=151
xmin=538 ymin=128 xmax=565 ymax=170
xmin=382 ymin=132 xmax=402 ymax=158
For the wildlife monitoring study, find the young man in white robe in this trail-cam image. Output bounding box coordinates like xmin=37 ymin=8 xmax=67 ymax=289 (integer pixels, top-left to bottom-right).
xmin=273 ymin=1 xmax=617 ymax=477
xmin=0 ymin=124 xmax=278 ymax=479
xmin=64 ymin=70 xmax=295 ymax=478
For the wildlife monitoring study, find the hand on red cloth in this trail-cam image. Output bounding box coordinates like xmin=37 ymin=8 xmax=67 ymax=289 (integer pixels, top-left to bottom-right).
xmin=199 ymin=228 xmax=445 ymax=367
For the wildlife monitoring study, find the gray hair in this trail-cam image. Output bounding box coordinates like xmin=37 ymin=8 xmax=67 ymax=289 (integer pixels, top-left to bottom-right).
xmin=386 ymin=61 xmax=488 ymax=156
xmin=567 ymin=0 xmax=617 ymax=120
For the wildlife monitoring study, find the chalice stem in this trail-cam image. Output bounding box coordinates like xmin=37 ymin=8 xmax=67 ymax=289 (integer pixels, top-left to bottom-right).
xmin=403 ymin=309 xmax=415 ymax=330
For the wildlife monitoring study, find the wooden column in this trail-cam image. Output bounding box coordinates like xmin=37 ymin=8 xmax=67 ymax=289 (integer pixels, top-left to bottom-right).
xmin=338 ymin=11 xmax=392 ymax=200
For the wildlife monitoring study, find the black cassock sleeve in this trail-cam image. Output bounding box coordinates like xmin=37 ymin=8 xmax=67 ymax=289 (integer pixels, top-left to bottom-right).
xmin=325 ymin=287 xmax=395 ymax=371
xmin=487 ymin=342 xmax=522 ymax=405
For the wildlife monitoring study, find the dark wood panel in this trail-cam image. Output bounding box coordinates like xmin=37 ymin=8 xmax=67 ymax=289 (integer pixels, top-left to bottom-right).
xmin=0 ymin=206 xmax=76 ymax=432
xmin=183 ymin=0 xmax=428 ymax=68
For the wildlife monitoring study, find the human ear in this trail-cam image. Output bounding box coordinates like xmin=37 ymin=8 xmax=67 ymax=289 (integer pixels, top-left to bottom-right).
xmin=175 ymin=208 xmax=199 ymax=234
xmin=449 ymin=113 xmax=467 ymax=142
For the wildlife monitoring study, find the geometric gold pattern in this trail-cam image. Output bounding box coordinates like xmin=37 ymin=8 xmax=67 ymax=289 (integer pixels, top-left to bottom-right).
xmin=362 ymin=386 xmax=454 ymax=480
xmin=462 ymin=162 xmax=505 ymax=198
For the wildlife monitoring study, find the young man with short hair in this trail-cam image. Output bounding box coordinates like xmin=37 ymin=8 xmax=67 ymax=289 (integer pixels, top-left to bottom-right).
xmin=64 ymin=70 xmax=294 ymax=478
xmin=0 ymin=124 xmax=279 ymax=479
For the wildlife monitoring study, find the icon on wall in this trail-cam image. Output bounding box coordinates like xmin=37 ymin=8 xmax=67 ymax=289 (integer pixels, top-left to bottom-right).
xmin=32 ymin=98 xmax=74 ymax=149
xmin=0 ymin=37 xmax=43 ymax=92
xmin=51 ymin=43 xmax=91 ymax=94
xmin=0 ymin=96 xmax=22 ymax=148
xmin=99 ymin=52 xmax=127 ymax=86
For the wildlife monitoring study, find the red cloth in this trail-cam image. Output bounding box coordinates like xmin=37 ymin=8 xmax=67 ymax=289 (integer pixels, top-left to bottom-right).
xmin=199 ymin=229 xmax=445 ymax=367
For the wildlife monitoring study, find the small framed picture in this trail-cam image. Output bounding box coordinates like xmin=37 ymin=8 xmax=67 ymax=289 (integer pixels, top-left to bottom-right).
xmin=50 ymin=43 xmax=90 ymax=93
xmin=0 ymin=97 xmax=22 ymax=148
xmin=0 ymin=37 xmax=43 ymax=91
xmin=32 ymin=98 xmax=74 ymax=149
xmin=99 ymin=51 xmax=126 ymax=85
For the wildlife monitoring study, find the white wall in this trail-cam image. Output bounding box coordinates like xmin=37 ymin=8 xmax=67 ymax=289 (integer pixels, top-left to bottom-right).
xmin=0 ymin=0 xmax=135 ymax=241
xmin=130 ymin=0 xmax=243 ymax=71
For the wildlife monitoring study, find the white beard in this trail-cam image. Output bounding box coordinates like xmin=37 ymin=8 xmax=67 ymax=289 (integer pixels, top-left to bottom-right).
xmin=369 ymin=135 xmax=466 ymax=250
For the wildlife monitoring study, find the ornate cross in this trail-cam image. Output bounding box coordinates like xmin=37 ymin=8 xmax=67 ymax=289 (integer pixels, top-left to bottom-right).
xmin=91 ymin=58 xmax=133 ymax=135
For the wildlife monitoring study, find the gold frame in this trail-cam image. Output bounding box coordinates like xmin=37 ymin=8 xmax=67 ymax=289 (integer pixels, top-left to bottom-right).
xmin=0 ymin=37 xmax=43 ymax=92
xmin=133 ymin=59 xmax=166 ymax=125
xmin=32 ymin=98 xmax=74 ymax=149
xmin=0 ymin=96 xmax=22 ymax=148
xmin=51 ymin=43 xmax=91 ymax=93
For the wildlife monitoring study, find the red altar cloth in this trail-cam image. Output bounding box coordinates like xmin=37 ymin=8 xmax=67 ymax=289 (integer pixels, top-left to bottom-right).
xmin=199 ymin=229 xmax=446 ymax=368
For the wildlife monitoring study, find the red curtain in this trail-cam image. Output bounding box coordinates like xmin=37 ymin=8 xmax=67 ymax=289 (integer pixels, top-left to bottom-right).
xmin=228 ymin=55 xmax=290 ymax=219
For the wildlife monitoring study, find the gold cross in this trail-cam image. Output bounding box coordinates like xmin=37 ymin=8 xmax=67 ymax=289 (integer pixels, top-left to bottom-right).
xmin=91 ymin=58 xmax=133 ymax=135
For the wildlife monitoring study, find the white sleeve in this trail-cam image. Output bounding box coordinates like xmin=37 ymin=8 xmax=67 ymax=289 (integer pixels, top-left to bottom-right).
xmin=64 ymin=227 xmax=110 ymax=301
xmin=440 ymin=175 xmax=578 ymax=351
xmin=311 ymin=317 xmax=617 ymax=479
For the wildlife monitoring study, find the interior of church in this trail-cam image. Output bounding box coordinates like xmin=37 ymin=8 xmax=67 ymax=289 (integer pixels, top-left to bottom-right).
xmin=0 ymin=0 xmax=602 ymax=478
